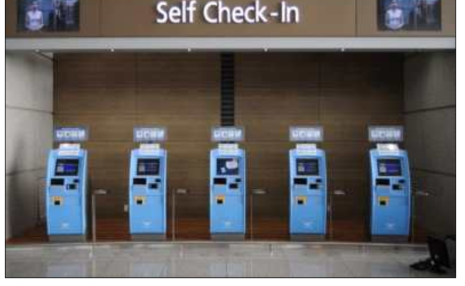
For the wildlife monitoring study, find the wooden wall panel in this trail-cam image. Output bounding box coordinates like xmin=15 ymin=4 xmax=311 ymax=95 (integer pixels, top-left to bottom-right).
xmin=54 ymin=52 xmax=404 ymax=229
xmin=55 ymin=53 xmax=220 ymax=217
xmin=235 ymin=53 xmax=404 ymax=226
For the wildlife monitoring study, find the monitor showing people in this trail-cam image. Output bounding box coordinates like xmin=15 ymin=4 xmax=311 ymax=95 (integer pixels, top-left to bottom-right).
xmin=17 ymin=0 xmax=80 ymax=32
xmin=378 ymin=0 xmax=441 ymax=31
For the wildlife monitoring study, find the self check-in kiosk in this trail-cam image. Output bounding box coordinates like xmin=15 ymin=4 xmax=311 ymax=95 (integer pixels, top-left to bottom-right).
xmin=129 ymin=127 xmax=167 ymax=240
xmin=210 ymin=127 xmax=246 ymax=240
xmin=369 ymin=126 xmax=411 ymax=242
xmin=46 ymin=127 xmax=88 ymax=242
xmin=289 ymin=126 xmax=327 ymax=240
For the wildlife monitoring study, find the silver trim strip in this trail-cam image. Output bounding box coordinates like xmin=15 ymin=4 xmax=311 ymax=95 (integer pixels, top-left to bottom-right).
xmin=6 ymin=37 xmax=456 ymax=52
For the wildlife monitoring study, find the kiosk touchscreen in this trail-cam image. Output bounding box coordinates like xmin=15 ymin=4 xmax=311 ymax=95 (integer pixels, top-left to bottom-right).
xmin=210 ymin=127 xmax=246 ymax=240
xmin=289 ymin=127 xmax=327 ymax=240
xmin=369 ymin=126 xmax=411 ymax=242
xmin=46 ymin=127 xmax=88 ymax=242
xmin=129 ymin=127 xmax=167 ymax=240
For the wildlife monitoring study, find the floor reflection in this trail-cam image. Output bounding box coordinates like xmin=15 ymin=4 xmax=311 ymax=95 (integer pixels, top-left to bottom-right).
xmin=6 ymin=242 xmax=455 ymax=278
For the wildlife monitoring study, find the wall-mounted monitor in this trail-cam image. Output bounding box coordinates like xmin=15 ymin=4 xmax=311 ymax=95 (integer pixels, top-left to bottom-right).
xmin=377 ymin=0 xmax=441 ymax=31
xmin=17 ymin=0 xmax=80 ymax=33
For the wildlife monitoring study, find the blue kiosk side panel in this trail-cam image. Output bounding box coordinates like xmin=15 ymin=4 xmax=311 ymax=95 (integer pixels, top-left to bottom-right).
xmin=46 ymin=149 xmax=88 ymax=237
xmin=209 ymin=148 xmax=246 ymax=235
xmin=129 ymin=149 xmax=167 ymax=235
xmin=289 ymin=149 xmax=327 ymax=236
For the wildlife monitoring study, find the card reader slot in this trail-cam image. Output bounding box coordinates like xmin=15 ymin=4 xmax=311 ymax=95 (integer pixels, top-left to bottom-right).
xmin=214 ymin=178 xmax=227 ymax=185
xmin=133 ymin=178 xmax=147 ymax=185
xmin=392 ymin=184 xmax=403 ymax=191
xmin=67 ymin=184 xmax=77 ymax=190
xmin=294 ymin=178 xmax=307 ymax=185
xmin=50 ymin=178 xmax=65 ymax=186
xmin=229 ymin=183 xmax=239 ymax=189
xmin=309 ymin=184 xmax=319 ymax=190
xmin=376 ymin=178 xmax=390 ymax=186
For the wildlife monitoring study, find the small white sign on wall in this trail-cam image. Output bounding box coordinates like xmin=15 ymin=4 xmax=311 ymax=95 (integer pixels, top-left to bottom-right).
xmin=211 ymin=127 xmax=245 ymax=142
xmin=368 ymin=126 xmax=403 ymax=142
xmin=290 ymin=126 xmax=324 ymax=142
xmin=134 ymin=127 xmax=167 ymax=142
xmin=296 ymin=143 xmax=318 ymax=156
xmin=54 ymin=127 xmax=88 ymax=142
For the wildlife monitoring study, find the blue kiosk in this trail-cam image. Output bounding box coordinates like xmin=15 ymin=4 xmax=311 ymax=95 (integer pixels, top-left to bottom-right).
xmin=289 ymin=126 xmax=327 ymax=240
xmin=46 ymin=127 xmax=89 ymax=242
xmin=210 ymin=127 xmax=246 ymax=240
xmin=129 ymin=127 xmax=168 ymax=240
xmin=369 ymin=126 xmax=411 ymax=242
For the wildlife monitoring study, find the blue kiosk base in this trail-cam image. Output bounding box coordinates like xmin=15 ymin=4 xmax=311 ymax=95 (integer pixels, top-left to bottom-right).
xmin=48 ymin=235 xmax=87 ymax=243
xmin=211 ymin=234 xmax=245 ymax=241
xmin=371 ymin=235 xmax=409 ymax=243
xmin=291 ymin=234 xmax=326 ymax=242
xmin=131 ymin=234 xmax=166 ymax=241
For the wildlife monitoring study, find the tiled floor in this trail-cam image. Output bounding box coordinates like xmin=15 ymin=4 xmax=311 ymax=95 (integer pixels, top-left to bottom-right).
xmin=5 ymin=242 xmax=455 ymax=277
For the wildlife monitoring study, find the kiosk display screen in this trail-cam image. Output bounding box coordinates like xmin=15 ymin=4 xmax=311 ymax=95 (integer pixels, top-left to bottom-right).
xmin=55 ymin=159 xmax=79 ymax=176
xmin=296 ymin=159 xmax=319 ymax=176
xmin=378 ymin=159 xmax=402 ymax=176
xmin=217 ymin=158 xmax=240 ymax=175
xmin=137 ymin=159 xmax=160 ymax=176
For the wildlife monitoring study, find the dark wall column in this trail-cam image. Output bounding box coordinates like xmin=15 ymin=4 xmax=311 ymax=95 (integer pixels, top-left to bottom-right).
xmin=404 ymin=52 xmax=456 ymax=238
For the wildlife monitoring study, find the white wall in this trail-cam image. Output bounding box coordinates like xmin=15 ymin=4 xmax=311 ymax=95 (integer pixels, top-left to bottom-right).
xmin=6 ymin=52 xmax=53 ymax=239
xmin=404 ymin=52 xmax=456 ymax=237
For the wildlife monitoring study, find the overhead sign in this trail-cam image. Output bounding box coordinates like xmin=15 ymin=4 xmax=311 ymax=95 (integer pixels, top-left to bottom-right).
xmin=290 ymin=126 xmax=324 ymax=142
xmin=368 ymin=126 xmax=403 ymax=142
xmin=211 ymin=127 xmax=245 ymax=142
xmin=134 ymin=127 xmax=167 ymax=142
xmin=54 ymin=127 xmax=88 ymax=142
xmin=154 ymin=0 xmax=300 ymax=24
